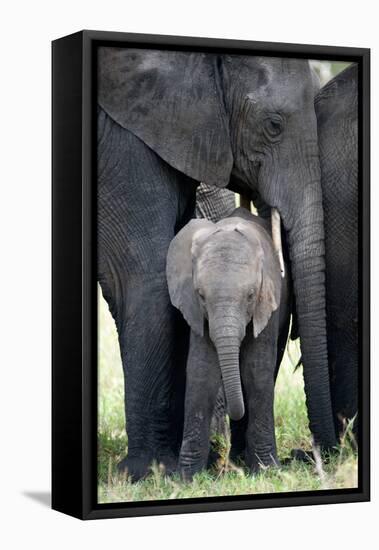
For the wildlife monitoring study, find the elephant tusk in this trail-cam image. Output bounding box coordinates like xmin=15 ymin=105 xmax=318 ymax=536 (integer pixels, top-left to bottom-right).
xmin=271 ymin=208 xmax=285 ymax=278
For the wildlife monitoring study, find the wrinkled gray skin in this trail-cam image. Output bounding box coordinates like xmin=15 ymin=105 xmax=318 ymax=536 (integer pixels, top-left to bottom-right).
xmin=196 ymin=184 xmax=236 ymax=222
xmin=167 ymin=208 xmax=291 ymax=479
xmin=315 ymin=64 xmax=358 ymax=437
xmin=98 ymin=49 xmax=336 ymax=480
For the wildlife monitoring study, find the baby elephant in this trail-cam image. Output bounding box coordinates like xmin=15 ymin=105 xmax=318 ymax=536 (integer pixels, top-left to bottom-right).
xmin=167 ymin=207 xmax=289 ymax=480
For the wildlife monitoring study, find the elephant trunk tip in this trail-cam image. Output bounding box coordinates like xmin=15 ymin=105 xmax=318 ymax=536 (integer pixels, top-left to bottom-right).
xmin=227 ymin=401 xmax=245 ymax=421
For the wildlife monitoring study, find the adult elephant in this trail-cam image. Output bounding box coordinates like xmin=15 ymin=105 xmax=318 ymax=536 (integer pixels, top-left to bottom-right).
xmin=315 ymin=63 xmax=358 ymax=437
xmin=97 ymin=48 xmax=336 ymax=480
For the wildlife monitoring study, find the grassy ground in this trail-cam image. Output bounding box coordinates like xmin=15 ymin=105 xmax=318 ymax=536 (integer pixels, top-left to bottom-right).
xmin=97 ymin=286 xmax=358 ymax=504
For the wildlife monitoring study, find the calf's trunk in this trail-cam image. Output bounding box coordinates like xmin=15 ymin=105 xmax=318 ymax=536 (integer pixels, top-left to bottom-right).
xmin=213 ymin=333 xmax=244 ymax=421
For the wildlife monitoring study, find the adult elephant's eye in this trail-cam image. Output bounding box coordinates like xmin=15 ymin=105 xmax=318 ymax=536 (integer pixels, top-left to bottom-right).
xmin=265 ymin=115 xmax=283 ymax=139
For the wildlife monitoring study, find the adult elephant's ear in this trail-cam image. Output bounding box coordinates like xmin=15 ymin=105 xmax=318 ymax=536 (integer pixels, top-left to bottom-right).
xmin=98 ymin=47 xmax=233 ymax=188
xmin=166 ymin=219 xmax=215 ymax=336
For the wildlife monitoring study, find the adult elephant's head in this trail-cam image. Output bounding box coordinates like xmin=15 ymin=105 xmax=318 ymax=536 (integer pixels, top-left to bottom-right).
xmin=98 ymin=48 xmax=336 ymax=448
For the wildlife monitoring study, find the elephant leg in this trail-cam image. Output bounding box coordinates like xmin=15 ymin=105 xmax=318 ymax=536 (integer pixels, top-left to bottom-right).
xmin=207 ymin=386 xmax=229 ymax=469
xmin=210 ymin=386 xmax=228 ymax=440
xmin=179 ymin=330 xmax=221 ymax=481
xmin=324 ymin=193 xmax=358 ymax=438
xmin=323 ymin=181 xmax=358 ymax=440
xmin=229 ymin=411 xmax=248 ymax=465
xmin=114 ymin=273 xmax=191 ymax=479
xmin=229 ymin=382 xmax=248 ymax=464
xmin=240 ymin=316 xmax=280 ymax=473
xmin=328 ymin=317 xmax=358 ymax=439
xmin=97 ymin=107 xmax=197 ymax=480
xmin=230 ymin=321 xmax=287 ymax=464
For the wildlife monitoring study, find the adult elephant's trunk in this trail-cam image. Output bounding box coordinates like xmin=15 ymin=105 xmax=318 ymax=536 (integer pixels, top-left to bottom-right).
xmin=212 ymin=325 xmax=245 ymax=421
xmin=287 ymin=180 xmax=337 ymax=449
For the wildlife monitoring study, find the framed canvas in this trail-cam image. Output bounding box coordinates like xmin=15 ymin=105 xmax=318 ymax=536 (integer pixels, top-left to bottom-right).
xmin=52 ymin=30 xmax=370 ymax=520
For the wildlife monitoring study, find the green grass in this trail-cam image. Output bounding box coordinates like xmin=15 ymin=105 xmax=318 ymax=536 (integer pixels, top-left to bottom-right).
xmin=97 ymin=286 xmax=358 ymax=504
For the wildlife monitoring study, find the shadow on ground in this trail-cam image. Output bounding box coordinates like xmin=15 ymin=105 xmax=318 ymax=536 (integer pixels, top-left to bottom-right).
xmin=23 ymin=491 xmax=51 ymax=508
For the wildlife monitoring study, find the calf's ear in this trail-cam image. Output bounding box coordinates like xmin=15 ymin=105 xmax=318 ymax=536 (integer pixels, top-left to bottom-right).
xmin=234 ymin=220 xmax=281 ymax=338
xmin=166 ymin=219 xmax=215 ymax=336
xmin=253 ymin=273 xmax=280 ymax=338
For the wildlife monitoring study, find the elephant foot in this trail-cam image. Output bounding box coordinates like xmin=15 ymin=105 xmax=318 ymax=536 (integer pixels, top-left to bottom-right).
xmin=117 ymin=455 xmax=152 ymax=482
xmin=288 ymin=448 xmax=314 ymax=464
xmin=287 ymin=448 xmax=334 ymax=465
xmin=178 ymin=464 xmax=197 ymax=483
xmin=178 ymin=457 xmax=206 ymax=482
xmin=118 ymin=451 xmax=178 ymax=482
xmin=229 ymin=448 xmax=246 ymax=467
xmin=246 ymin=454 xmax=281 ymax=475
xmin=157 ymin=452 xmax=178 ymax=476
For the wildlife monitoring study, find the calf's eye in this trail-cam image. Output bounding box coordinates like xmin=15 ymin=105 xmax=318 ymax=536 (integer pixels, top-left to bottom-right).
xmin=247 ymin=291 xmax=254 ymax=302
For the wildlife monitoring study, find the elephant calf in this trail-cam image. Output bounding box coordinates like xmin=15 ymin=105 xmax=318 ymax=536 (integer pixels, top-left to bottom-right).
xmin=166 ymin=207 xmax=290 ymax=480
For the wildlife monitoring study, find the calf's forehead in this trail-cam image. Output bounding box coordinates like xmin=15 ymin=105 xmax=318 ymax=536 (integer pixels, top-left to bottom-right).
xmin=195 ymin=232 xmax=260 ymax=281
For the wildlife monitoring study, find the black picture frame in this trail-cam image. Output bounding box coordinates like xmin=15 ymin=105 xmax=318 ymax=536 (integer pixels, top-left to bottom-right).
xmin=52 ymin=30 xmax=370 ymax=520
